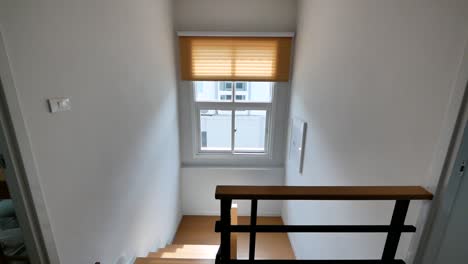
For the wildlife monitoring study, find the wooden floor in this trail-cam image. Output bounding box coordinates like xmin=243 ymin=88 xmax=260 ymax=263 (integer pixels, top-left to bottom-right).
xmin=173 ymin=216 xmax=295 ymax=260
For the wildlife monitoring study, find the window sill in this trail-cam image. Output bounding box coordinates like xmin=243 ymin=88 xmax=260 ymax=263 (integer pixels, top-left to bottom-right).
xmin=180 ymin=164 xmax=285 ymax=170
xmin=193 ymin=152 xmax=273 ymax=160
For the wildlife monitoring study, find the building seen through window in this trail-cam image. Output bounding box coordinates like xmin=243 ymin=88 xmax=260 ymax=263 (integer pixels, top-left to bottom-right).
xmin=194 ymin=81 xmax=273 ymax=154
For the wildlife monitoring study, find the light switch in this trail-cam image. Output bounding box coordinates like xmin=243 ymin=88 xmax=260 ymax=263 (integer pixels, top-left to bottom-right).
xmin=48 ymin=97 xmax=71 ymax=113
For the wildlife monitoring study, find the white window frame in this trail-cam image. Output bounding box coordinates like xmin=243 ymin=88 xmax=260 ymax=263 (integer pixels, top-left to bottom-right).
xmin=191 ymin=82 xmax=276 ymax=159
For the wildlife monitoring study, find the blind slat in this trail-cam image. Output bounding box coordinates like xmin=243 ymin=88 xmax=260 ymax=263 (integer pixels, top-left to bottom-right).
xmin=179 ymin=36 xmax=292 ymax=82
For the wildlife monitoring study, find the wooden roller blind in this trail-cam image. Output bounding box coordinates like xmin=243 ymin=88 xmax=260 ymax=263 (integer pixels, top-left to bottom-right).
xmin=179 ymin=37 xmax=292 ymax=82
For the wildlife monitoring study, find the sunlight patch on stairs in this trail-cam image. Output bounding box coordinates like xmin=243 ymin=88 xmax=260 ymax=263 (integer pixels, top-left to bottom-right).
xmin=135 ymin=258 xmax=214 ymax=264
xmin=135 ymin=244 xmax=218 ymax=264
xmin=149 ymin=245 xmax=219 ymax=259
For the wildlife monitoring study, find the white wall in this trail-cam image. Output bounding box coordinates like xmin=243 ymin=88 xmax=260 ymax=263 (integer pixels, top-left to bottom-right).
xmin=174 ymin=0 xmax=297 ymax=216
xmin=0 ymin=1 xmax=180 ymax=263
xmin=181 ymin=167 xmax=284 ymax=216
xmin=174 ymin=0 xmax=297 ymax=32
xmin=284 ymin=0 xmax=468 ymax=261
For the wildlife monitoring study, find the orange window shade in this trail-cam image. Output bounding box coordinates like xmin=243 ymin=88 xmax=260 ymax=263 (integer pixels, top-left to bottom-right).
xmin=179 ymin=37 xmax=292 ymax=82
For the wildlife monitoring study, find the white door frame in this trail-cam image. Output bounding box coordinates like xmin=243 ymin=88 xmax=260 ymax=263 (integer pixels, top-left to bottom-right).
xmin=414 ymin=88 xmax=468 ymax=264
xmin=411 ymin=37 xmax=468 ymax=263
xmin=0 ymin=30 xmax=60 ymax=263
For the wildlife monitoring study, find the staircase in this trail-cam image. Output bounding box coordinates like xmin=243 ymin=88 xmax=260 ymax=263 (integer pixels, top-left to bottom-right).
xmin=135 ymin=205 xmax=238 ymax=264
xmin=134 ymin=244 xmax=218 ymax=264
xmin=136 ymin=185 xmax=433 ymax=264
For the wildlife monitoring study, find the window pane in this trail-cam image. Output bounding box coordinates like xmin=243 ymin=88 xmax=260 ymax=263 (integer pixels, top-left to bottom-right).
xmin=235 ymin=82 xmax=246 ymax=91
xmin=234 ymin=110 xmax=267 ymax=152
xmin=200 ymin=110 xmax=232 ymax=151
xmin=194 ymin=81 xmax=218 ymax=102
xmin=235 ymin=82 xmax=272 ymax=102
xmin=194 ymin=81 xmax=273 ymax=102
xmin=194 ymin=81 xmax=233 ymax=102
xmin=220 ymin=95 xmax=232 ymax=101
xmin=221 ymin=82 xmax=233 ymax=91
xmin=235 ymin=95 xmax=246 ymax=101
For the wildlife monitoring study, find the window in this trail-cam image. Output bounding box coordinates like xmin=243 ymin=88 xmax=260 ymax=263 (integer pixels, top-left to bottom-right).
xmin=220 ymin=95 xmax=232 ymax=101
xmin=235 ymin=95 xmax=246 ymax=101
xmin=235 ymin=82 xmax=246 ymax=91
xmin=221 ymin=82 xmax=233 ymax=91
xmin=194 ymin=81 xmax=273 ymax=155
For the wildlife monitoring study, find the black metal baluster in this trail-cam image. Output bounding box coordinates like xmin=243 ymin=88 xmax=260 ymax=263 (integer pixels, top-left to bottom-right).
xmin=382 ymin=200 xmax=410 ymax=260
xmin=249 ymin=199 xmax=258 ymax=261
xmin=221 ymin=199 xmax=232 ymax=263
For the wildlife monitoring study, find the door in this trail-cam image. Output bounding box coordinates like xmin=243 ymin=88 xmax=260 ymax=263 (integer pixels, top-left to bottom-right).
xmin=0 ymin=77 xmax=51 ymax=263
xmin=434 ymin=121 xmax=468 ymax=263
xmin=0 ymin=81 xmax=33 ymax=262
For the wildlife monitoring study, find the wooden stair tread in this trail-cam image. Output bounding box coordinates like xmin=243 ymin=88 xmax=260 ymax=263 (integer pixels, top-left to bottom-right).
xmin=156 ymin=245 xmax=219 ymax=254
xmin=164 ymin=244 xmax=219 ymax=250
xmin=148 ymin=251 xmax=217 ymax=259
xmin=147 ymin=244 xmax=218 ymax=259
xmin=135 ymin=257 xmax=214 ymax=264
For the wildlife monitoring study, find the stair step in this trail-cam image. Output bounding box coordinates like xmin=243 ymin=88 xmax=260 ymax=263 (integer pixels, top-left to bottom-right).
xmin=148 ymin=251 xmax=217 ymax=259
xmin=163 ymin=245 xmax=219 ymax=253
xmin=149 ymin=245 xmax=219 ymax=259
xmin=135 ymin=257 xmax=215 ymax=264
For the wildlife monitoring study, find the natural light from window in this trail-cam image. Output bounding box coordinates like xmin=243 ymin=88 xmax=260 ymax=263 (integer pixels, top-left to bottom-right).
xmin=194 ymin=81 xmax=272 ymax=102
xmin=194 ymin=81 xmax=273 ymax=154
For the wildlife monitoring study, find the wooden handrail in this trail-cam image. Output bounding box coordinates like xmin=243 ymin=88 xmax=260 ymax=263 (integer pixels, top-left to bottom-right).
xmin=215 ymin=186 xmax=433 ymax=200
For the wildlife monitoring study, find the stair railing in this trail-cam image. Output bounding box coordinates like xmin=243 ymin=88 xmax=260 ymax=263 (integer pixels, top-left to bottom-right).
xmin=230 ymin=203 xmax=238 ymax=260
xmin=214 ymin=185 xmax=433 ymax=264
